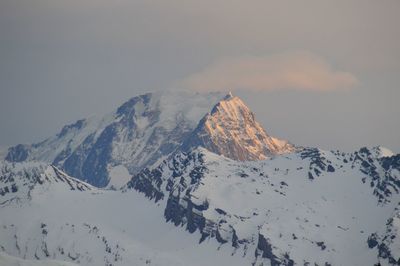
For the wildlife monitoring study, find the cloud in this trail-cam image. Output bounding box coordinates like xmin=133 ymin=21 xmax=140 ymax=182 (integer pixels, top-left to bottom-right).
xmin=177 ymin=51 xmax=359 ymax=92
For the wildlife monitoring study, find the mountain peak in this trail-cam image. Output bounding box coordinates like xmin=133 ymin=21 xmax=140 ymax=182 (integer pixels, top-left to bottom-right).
xmin=223 ymin=91 xmax=234 ymax=100
xmin=210 ymin=93 xmax=250 ymax=117
xmin=182 ymin=95 xmax=295 ymax=161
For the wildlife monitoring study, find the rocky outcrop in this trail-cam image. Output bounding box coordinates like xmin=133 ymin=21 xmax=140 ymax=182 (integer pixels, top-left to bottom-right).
xmin=255 ymin=232 xmax=294 ymax=266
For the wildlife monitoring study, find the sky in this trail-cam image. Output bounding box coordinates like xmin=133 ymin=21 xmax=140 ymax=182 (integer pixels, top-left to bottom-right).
xmin=0 ymin=0 xmax=399 ymax=152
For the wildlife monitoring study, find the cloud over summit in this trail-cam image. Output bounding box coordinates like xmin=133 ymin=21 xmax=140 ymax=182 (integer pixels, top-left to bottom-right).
xmin=178 ymin=51 xmax=359 ymax=92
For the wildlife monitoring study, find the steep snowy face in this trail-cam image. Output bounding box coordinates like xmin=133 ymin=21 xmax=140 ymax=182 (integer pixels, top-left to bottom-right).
xmin=5 ymin=91 xmax=225 ymax=187
xmin=182 ymin=93 xmax=295 ymax=161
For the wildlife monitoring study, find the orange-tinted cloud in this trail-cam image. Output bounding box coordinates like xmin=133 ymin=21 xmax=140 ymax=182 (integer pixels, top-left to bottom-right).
xmin=178 ymin=51 xmax=359 ymax=92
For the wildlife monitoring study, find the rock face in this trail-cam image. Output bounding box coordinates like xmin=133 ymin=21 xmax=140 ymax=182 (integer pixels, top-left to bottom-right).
xmin=182 ymin=93 xmax=295 ymax=161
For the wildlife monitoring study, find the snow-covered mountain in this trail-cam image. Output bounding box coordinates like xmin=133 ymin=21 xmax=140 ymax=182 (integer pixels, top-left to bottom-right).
xmin=1 ymin=91 xmax=400 ymax=266
xmin=182 ymin=92 xmax=295 ymax=161
xmin=4 ymin=91 xmax=293 ymax=188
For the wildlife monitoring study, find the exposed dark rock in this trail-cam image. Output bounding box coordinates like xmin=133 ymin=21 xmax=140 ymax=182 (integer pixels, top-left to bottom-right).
xmin=126 ymin=168 xmax=164 ymax=202
xmin=255 ymin=233 xmax=281 ymax=266
xmin=327 ymin=165 xmax=335 ymax=172
xmin=57 ymin=119 xmax=86 ymax=138
xmin=164 ymin=194 xmax=206 ymax=234
xmin=5 ymin=144 xmax=30 ymax=162
xmin=316 ymin=241 xmax=326 ymax=250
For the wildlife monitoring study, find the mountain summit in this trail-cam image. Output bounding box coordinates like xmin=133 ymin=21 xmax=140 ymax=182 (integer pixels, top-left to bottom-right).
xmin=182 ymin=92 xmax=295 ymax=161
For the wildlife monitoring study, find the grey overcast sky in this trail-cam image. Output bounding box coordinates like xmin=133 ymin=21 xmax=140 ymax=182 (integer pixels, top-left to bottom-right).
xmin=0 ymin=0 xmax=399 ymax=152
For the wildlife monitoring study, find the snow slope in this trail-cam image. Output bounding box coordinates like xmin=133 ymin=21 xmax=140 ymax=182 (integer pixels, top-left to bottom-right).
xmin=0 ymin=252 xmax=78 ymax=266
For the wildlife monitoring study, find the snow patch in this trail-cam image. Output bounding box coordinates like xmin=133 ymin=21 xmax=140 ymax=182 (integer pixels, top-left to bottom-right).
xmin=107 ymin=165 xmax=132 ymax=189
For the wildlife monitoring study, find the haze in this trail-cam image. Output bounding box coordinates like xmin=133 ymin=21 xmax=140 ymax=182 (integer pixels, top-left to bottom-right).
xmin=0 ymin=0 xmax=399 ymax=152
